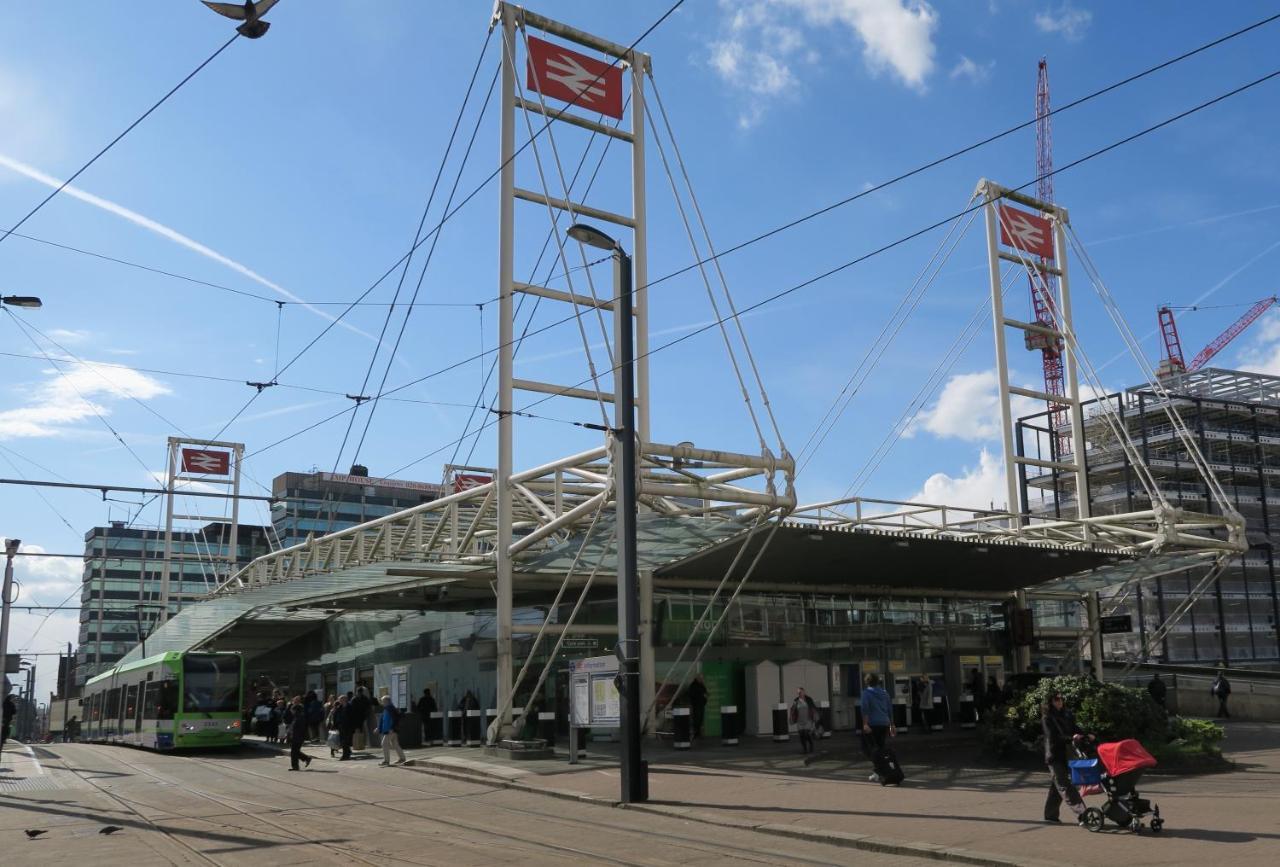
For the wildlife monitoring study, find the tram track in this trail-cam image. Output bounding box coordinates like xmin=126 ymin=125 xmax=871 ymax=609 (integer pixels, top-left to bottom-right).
xmin=194 ymin=748 xmax=849 ymax=866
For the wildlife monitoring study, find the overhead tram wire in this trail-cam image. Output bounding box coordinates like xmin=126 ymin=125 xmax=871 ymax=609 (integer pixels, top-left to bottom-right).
xmin=207 ymin=0 xmax=687 ymax=449
xmin=0 ymin=31 xmax=242 ymax=250
xmin=227 ymin=44 xmax=1280 ymax=478
xmin=337 ymin=48 xmax=500 ymax=472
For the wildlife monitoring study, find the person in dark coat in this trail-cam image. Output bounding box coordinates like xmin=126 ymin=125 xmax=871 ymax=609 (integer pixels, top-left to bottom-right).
xmin=334 ymin=694 xmax=355 ymax=760
xmin=686 ymin=675 xmax=709 ymax=739
xmin=1041 ymin=692 xmax=1092 ymax=824
xmin=349 ymin=687 xmax=373 ymax=750
xmin=284 ymin=696 xmax=313 ymax=771
xmin=1147 ymin=673 xmax=1167 ymax=709
xmin=416 ymin=688 xmax=437 ymax=744
xmin=459 ymin=690 xmax=480 ymax=712
xmin=1 ymin=694 xmax=16 ymax=751
xmin=1211 ymin=671 xmax=1231 ymax=718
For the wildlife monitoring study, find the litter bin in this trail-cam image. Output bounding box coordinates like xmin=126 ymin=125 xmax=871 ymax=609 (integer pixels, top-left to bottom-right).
xmin=538 ymin=711 xmax=557 ymax=746
xmin=819 ymin=700 xmax=832 ymax=738
xmin=399 ymin=711 xmax=422 ymax=749
xmin=671 ymin=707 xmax=692 ymax=749
xmin=428 ymin=710 xmax=444 ymax=745
xmin=720 ymin=705 xmax=739 ymax=746
xmin=465 ymin=709 xmax=482 ymax=746
xmin=771 ymin=703 xmax=789 ymax=742
xmin=959 ymin=693 xmax=976 ymax=729
xmin=446 ymin=710 xmax=463 ymax=746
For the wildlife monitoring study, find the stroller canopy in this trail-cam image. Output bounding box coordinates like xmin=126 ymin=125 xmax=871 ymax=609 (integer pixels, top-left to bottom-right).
xmin=1097 ymin=739 xmax=1157 ymax=776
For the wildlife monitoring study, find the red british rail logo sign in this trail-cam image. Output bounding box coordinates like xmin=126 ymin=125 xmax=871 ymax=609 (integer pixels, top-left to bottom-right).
xmin=526 ymin=35 xmax=623 ymax=120
xmin=998 ymin=205 xmax=1055 ymax=260
xmin=181 ymin=449 xmax=231 ymax=475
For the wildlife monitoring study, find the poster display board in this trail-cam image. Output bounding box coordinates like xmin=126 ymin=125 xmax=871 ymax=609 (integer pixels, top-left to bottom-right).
xmin=569 ymin=656 xmax=620 ymax=728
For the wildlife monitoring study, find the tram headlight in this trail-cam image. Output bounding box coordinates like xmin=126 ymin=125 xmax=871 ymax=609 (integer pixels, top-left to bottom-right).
xmin=182 ymin=723 xmax=198 ymax=732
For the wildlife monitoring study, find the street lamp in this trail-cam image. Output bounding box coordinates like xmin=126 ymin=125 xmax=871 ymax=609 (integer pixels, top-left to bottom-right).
xmin=0 ymin=296 xmax=42 ymax=308
xmin=1 ymin=538 xmax=19 ymax=697
xmin=565 ymin=222 xmax=646 ymax=804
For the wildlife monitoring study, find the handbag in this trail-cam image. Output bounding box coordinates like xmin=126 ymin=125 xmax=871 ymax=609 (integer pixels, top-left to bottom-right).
xmin=277 ymin=721 xmax=288 ymax=740
xmin=326 ymin=729 xmax=341 ymax=749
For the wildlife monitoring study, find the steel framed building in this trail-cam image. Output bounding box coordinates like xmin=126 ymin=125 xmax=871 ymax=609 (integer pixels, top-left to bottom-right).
xmin=1018 ymin=367 xmax=1280 ymax=665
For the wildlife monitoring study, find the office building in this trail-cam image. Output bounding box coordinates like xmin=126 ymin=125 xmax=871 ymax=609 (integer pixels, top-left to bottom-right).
xmin=270 ymin=465 xmax=444 ymax=547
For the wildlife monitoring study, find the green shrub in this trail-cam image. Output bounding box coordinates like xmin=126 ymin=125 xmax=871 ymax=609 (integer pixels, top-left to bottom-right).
xmin=1166 ymin=716 xmax=1224 ymax=754
xmin=980 ymin=675 xmax=1168 ymax=756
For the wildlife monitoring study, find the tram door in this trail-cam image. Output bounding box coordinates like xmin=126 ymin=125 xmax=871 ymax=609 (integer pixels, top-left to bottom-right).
xmin=124 ymin=685 xmax=138 ymax=741
xmin=135 ymin=683 xmax=147 ymax=734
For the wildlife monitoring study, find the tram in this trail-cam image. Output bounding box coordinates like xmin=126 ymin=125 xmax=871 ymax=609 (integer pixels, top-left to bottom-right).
xmin=82 ymin=651 xmax=244 ymax=749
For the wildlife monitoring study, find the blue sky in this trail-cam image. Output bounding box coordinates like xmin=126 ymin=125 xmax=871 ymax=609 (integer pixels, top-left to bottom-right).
xmin=3 ymin=1 xmax=1279 ymax=698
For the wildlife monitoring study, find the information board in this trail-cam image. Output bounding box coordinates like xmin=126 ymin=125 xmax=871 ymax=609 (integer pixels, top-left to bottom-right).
xmin=568 ymin=655 xmax=620 ymax=728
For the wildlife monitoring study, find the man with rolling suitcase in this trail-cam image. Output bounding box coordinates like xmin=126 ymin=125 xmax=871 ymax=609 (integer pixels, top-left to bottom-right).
xmin=860 ymin=674 xmax=902 ymax=785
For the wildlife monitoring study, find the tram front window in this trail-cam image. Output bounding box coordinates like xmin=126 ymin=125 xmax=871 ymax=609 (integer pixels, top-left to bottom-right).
xmin=182 ymin=655 xmax=240 ymax=714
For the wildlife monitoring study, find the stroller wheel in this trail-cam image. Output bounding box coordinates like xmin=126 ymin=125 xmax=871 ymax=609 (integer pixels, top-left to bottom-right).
xmin=1150 ymin=818 xmax=1164 ymax=833
xmin=1081 ymin=808 xmax=1105 ymax=833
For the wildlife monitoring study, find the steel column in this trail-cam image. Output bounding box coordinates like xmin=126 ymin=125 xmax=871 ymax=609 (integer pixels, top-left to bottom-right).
xmin=981 ymin=185 xmax=1021 ymax=520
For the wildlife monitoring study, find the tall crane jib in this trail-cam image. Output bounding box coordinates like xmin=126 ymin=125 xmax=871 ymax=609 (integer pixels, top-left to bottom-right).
xmin=1158 ymin=296 xmax=1279 ymax=378
xmin=1025 ymin=57 xmax=1071 ymax=458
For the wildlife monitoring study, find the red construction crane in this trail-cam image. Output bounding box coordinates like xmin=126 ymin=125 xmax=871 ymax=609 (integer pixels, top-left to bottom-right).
xmin=1157 ymin=296 xmax=1279 ymax=376
xmin=1024 ymin=58 xmax=1070 ymax=456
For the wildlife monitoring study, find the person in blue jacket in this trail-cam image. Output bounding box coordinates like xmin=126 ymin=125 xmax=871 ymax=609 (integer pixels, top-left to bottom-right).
xmin=860 ymin=673 xmax=896 ymax=781
xmin=378 ymin=695 xmax=407 ymax=766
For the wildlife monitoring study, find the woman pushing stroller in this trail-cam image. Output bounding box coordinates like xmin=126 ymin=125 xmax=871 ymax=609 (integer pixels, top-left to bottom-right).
xmin=1042 ymin=692 xmax=1094 ymax=825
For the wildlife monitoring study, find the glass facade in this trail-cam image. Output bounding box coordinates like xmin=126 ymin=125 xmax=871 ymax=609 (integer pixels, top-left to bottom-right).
xmin=1017 ymin=367 xmax=1280 ymax=666
xmin=75 ymin=522 xmax=272 ymax=685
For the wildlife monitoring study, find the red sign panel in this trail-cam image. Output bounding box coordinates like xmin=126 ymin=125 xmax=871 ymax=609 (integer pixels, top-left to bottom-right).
xmin=181 ymin=449 xmax=231 ymax=475
xmin=453 ymin=474 xmax=492 ymax=494
xmin=998 ymin=205 xmax=1055 ymax=260
xmin=526 ymin=35 xmax=623 ymax=119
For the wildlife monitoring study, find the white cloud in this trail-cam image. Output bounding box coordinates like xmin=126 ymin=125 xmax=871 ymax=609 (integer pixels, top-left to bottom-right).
xmin=910 ymin=370 xmax=1039 ymax=441
xmin=1035 ymin=3 xmax=1093 ymax=41
xmin=0 ymin=361 xmax=169 ymax=439
xmin=1234 ymin=309 xmax=1280 ymax=376
xmin=709 ymin=0 xmax=938 ymax=126
xmin=950 ymin=55 xmax=994 ymax=83
xmin=46 ymin=328 xmax=92 ymax=344
xmin=910 ymin=448 xmax=1009 ymax=511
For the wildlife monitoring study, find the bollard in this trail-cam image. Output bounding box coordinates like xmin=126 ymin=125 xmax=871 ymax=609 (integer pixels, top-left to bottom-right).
xmin=819 ymin=700 xmax=833 ymax=738
xmin=720 ymin=705 xmax=739 ymax=746
xmin=446 ymin=710 xmax=463 ymax=746
xmin=671 ymin=707 xmax=692 ymax=749
xmin=538 ymin=711 xmax=557 ymax=746
xmin=429 ymin=710 xmax=444 ymax=745
xmin=465 ymin=709 xmax=482 ymax=746
xmin=771 ymin=703 xmax=790 ymax=742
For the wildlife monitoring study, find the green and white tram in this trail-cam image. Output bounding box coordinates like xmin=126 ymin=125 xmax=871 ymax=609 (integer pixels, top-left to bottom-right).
xmin=82 ymin=651 xmax=244 ymax=749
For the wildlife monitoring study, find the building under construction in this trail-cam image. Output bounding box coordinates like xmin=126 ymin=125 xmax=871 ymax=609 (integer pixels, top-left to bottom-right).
xmin=1019 ymin=366 xmax=1280 ymax=666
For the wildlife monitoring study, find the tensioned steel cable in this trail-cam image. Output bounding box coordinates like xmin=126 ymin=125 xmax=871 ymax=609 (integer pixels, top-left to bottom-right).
xmin=0 ymin=30 xmax=243 ymax=249
xmin=332 ymin=36 xmax=498 ymax=473
xmin=236 ymin=56 xmax=1280 ymax=472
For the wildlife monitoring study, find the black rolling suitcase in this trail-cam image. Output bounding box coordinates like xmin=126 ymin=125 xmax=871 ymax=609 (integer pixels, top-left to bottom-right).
xmin=873 ymin=745 xmax=905 ymax=785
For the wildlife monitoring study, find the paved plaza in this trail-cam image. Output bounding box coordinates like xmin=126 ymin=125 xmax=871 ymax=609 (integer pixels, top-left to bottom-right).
xmin=1 ymin=721 xmax=1274 ymax=865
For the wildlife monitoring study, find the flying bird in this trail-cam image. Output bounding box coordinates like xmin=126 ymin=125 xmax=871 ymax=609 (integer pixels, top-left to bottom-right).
xmin=24 ymin=830 xmax=48 ymax=839
xmin=99 ymin=825 xmax=124 ymax=835
xmin=201 ymin=0 xmax=279 ymax=39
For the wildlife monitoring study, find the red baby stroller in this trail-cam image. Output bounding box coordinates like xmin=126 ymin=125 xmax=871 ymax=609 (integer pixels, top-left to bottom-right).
xmin=1069 ymin=739 xmax=1164 ymax=833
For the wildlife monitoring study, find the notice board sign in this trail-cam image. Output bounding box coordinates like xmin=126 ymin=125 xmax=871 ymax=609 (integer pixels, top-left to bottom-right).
xmin=1100 ymin=614 xmax=1134 ymax=634
xmin=569 ymin=655 xmax=620 ymax=728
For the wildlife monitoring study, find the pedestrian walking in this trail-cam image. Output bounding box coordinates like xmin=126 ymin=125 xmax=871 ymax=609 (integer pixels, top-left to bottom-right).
xmin=1042 ymin=692 xmax=1092 ymax=825
xmin=859 ymin=674 xmax=896 ymax=781
xmin=378 ymin=696 xmax=408 ymax=766
xmin=284 ymin=696 xmax=313 ymax=771
xmin=304 ymin=691 xmax=324 ymax=743
xmin=350 ymin=687 xmax=372 ymax=751
xmin=1147 ymin=673 xmax=1167 ymax=709
xmin=687 ymin=674 xmax=708 ymax=739
xmin=985 ymin=675 xmax=1002 ymax=712
xmin=416 ymin=688 xmax=437 ymax=744
xmin=1 ymin=693 xmax=16 ymax=751
xmin=335 ymin=694 xmax=355 ymax=760
xmin=789 ymin=687 xmax=819 ymax=755
xmin=912 ymin=674 xmax=933 ymax=733
xmin=1211 ymin=670 xmax=1231 ymax=718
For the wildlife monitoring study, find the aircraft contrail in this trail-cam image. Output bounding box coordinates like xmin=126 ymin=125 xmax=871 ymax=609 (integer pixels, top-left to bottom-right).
xmin=0 ymin=152 xmax=389 ymax=354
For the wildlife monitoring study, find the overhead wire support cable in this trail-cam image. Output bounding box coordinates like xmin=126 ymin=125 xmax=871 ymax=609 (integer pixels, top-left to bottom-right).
xmin=246 ymin=64 xmax=1280 ymax=477
xmin=0 ymin=31 xmax=242 ymax=249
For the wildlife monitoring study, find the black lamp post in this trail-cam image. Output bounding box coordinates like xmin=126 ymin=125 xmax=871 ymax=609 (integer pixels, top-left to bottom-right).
xmin=566 ymin=222 xmax=646 ymax=803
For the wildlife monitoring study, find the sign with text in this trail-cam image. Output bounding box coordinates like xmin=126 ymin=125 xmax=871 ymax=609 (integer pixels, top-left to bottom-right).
xmin=998 ymin=205 xmax=1055 ymax=260
xmin=181 ymin=448 xmax=231 ymax=475
xmin=526 ymin=35 xmax=623 ymax=119
xmin=568 ymin=655 xmax=620 ymax=728
xmin=1100 ymin=614 xmax=1134 ymax=634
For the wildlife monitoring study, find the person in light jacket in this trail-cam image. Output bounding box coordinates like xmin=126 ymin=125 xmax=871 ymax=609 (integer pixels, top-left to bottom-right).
xmin=378 ymin=695 xmax=407 ymax=766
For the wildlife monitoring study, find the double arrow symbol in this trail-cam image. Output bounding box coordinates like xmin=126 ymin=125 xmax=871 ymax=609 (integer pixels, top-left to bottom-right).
xmin=545 ymin=53 xmax=607 ymax=103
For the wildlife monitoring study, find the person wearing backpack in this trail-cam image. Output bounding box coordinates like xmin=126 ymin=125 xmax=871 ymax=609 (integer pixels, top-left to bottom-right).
xmin=1211 ymin=670 xmax=1231 ymax=719
xmin=378 ymin=695 xmax=407 ymax=766
xmin=789 ymin=687 xmax=819 ymax=755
